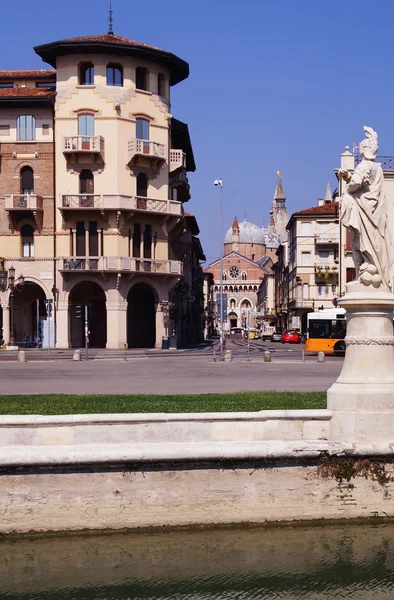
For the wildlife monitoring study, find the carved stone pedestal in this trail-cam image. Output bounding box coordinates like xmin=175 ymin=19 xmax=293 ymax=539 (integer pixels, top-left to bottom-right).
xmin=328 ymin=288 xmax=394 ymax=442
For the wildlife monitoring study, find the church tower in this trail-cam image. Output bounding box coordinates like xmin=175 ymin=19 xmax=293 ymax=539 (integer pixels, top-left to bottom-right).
xmin=232 ymin=216 xmax=239 ymax=252
xmin=269 ymin=171 xmax=289 ymax=242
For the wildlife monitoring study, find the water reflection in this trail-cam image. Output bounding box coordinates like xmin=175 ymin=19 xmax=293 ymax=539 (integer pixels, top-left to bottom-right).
xmin=1 ymin=523 xmax=394 ymax=599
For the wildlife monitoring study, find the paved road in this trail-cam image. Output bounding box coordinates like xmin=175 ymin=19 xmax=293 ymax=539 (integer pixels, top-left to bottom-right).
xmin=0 ymin=355 xmax=343 ymax=395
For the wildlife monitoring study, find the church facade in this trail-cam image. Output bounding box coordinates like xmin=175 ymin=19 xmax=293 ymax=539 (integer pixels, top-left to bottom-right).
xmin=206 ymin=173 xmax=289 ymax=332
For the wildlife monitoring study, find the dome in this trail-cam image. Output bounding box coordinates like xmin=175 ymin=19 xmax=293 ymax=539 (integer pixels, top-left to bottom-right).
xmin=261 ymin=227 xmax=280 ymax=248
xmin=225 ymin=219 xmax=266 ymax=245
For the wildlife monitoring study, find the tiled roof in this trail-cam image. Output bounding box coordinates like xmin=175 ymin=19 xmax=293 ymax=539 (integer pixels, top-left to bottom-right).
xmin=0 ymin=70 xmax=55 ymax=79
xmin=59 ymin=34 xmax=166 ymax=52
xmin=184 ymin=212 xmax=194 ymax=217
xmin=293 ymin=201 xmax=339 ymax=217
xmin=232 ymin=216 xmax=239 ymax=227
xmin=0 ymin=87 xmax=54 ymax=97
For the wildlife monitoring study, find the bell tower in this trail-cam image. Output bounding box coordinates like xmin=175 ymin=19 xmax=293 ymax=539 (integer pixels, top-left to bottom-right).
xmin=232 ymin=216 xmax=239 ymax=252
xmin=269 ymin=170 xmax=289 ymax=242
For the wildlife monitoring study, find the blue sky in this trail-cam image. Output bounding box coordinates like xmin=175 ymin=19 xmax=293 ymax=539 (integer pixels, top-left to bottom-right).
xmin=2 ymin=0 xmax=394 ymax=264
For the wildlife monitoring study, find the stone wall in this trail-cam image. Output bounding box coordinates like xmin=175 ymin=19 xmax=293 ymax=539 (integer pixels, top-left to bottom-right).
xmin=1 ymin=411 xmax=394 ymax=534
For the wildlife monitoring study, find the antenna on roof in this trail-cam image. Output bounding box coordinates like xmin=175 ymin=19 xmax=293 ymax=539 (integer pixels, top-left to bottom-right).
xmin=108 ymin=0 xmax=114 ymax=35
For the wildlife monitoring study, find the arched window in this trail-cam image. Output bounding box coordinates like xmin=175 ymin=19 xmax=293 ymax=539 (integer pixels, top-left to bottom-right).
xmin=241 ymin=299 xmax=252 ymax=308
xmin=107 ymin=63 xmax=123 ymax=87
xmin=79 ymin=170 xmax=94 ymax=195
xmin=137 ymin=173 xmax=148 ymax=198
xmin=136 ymin=67 xmax=148 ymax=91
xmin=229 ymin=298 xmax=236 ymax=309
xmin=20 ymin=166 xmax=34 ymax=194
xmin=21 ymin=224 xmax=34 ymax=257
xmin=17 ymin=115 xmax=35 ymax=141
xmin=241 ymin=272 xmax=247 ymax=280
xmin=222 ymin=272 xmax=226 ymax=281
xmin=158 ymin=73 xmax=166 ymax=97
xmin=79 ymin=62 xmax=94 ymax=85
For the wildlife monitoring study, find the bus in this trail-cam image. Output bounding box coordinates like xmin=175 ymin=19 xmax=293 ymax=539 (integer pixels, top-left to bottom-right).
xmin=305 ymin=308 xmax=346 ymax=355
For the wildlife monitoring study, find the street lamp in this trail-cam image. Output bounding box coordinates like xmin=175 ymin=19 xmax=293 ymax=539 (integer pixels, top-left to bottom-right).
xmin=0 ymin=266 xmax=25 ymax=347
xmin=214 ymin=178 xmax=224 ymax=361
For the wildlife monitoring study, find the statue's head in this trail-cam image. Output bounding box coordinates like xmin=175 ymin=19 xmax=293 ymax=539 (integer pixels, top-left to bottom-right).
xmin=360 ymin=126 xmax=379 ymax=160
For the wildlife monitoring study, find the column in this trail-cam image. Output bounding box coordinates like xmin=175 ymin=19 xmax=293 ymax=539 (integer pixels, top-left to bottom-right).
xmin=151 ymin=233 xmax=156 ymax=260
xmin=1 ymin=305 xmax=10 ymax=346
xmin=155 ymin=304 xmax=165 ymax=348
xmin=140 ymin=224 xmax=145 ymax=259
xmin=56 ymin=302 xmax=69 ymax=348
xmin=106 ymin=301 xmax=127 ymax=349
xmin=86 ymin=221 xmax=90 ymax=256
xmin=129 ymin=229 xmax=133 ymax=258
xmin=72 ymin=229 xmax=77 ymax=256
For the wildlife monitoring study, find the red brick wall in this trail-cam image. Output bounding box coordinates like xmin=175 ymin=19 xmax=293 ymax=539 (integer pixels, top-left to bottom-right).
xmin=0 ymin=141 xmax=54 ymax=233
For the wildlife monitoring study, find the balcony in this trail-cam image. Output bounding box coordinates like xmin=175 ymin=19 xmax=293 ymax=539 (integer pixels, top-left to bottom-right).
xmin=170 ymin=170 xmax=191 ymax=202
xmin=315 ymin=264 xmax=339 ymax=282
xmin=315 ymin=233 xmax=339 ymax=245
xmin=58 ymin=195 xmax=182 ymax=218
xmin=60 ymin=257 xmax=183 ymax=275
xmin=127 ymin=139 xmax=166 ymax=169
xmin=5 ymin=194 xmax=43 ymax=211
xmin=63 ymin=136 xmax=105 ymax=162
xmin=4 ymin=194 xmax=43 ymax=232
xmin=288 ymin=299 xmax=315 ymax=309
xmin=170 ymin=149 xmax=186 ymax=173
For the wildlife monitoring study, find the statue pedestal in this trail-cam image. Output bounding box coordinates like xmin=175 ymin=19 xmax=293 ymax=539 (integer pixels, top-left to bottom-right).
xmin=327 ymin=287 xmax=394 ymax=442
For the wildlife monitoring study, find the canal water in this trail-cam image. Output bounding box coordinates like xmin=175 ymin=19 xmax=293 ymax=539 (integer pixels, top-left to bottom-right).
xmin=1 ymin=523 xmax=394 ymax=599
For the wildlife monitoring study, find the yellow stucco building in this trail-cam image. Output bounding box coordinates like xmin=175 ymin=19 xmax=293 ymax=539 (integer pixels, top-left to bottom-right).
xmin=0 ymin=31 xmax=203 ymax=349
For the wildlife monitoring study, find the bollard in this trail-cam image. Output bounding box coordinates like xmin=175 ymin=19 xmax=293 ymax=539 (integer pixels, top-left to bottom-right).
xmin=264 ymin=350 xmax=272 ymax=363
xmin=123 ymin=343 xmax=127 ymax=361
xmin=224 ymin=349 xmax=232 ymax=362
xmin=73 ymin=349 xmax=81 ymax=361
xmin=17 ymin=350 xmax=26 ymax=363
xmin=317 ymin=351 xmax=325 ymax=363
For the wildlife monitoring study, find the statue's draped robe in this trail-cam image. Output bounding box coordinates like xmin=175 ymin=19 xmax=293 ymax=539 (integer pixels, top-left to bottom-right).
xmin=341 ymin=159 xmax=393 ymax=287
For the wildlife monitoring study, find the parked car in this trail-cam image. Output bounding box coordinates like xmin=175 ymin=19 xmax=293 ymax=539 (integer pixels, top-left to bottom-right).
xmin=282 ymin=329 xmax=301 ymax=344
xmin=271 ymin=331 xmax=283 ymax=343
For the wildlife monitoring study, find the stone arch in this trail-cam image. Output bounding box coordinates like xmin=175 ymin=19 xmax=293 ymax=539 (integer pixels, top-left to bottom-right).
xmin=11 ymin=279 xmax=48 ymax=346
xmin=68 ymin=280 xmax=107 ymax=348
xmin=228 ymin=311 xmax=238 ymax=328
xmin=127 ymin=281 xmax=157 ymax=348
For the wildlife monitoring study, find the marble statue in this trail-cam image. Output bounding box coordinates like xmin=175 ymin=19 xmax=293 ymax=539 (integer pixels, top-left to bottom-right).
xmin=339 ymin=126 xmax=393 ymax=289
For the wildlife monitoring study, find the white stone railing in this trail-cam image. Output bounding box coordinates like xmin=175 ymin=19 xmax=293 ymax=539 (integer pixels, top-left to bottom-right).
xmin=63 ymin=135 xmax=105 ymax=157
xmin=128 ymin=139 xmax=166 ymax=163
xmin=170 ymin=148 xmax=186 ymax=172
xmin=60 ymin=257 xmax=182 ymax=275
xmin=59 ymin=195 xmax=182 ymax=215
xmin=4 ymin=194 xmax=43 ymax=210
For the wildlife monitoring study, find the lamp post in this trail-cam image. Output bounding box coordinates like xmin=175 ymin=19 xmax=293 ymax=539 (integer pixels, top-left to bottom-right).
xmin=0 ymin=266 xmax=25 ymax=348
xmin=214 ymin=178 xmax=224 ymax=361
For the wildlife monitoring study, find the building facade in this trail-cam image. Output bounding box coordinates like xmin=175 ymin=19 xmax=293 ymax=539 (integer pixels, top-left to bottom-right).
xmin=206 ymin=174 xmax=288 ymax=332
xmin=0 ymin=32 xmax=204 ymax=349
xmin=286 ymin=186 xmax=339 ymax=332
